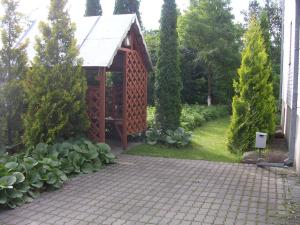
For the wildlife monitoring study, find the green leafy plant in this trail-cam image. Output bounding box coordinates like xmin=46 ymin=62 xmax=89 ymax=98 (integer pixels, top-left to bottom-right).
xmin=165 ymin=128 xmax=192 ymax=147
xmin=146 ymin=127 xmax=192 ymax=147
xmin=0 ymin=158 xmax=31 ymax=209
xmin=0 ymin=138 xmax=115 ymax=209
xmin=146 ymin=129 xmax=163 ymax=145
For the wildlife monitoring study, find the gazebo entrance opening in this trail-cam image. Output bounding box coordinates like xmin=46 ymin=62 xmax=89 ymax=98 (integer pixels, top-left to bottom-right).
xmin=86 ymin=47 xmax=148 ymax=149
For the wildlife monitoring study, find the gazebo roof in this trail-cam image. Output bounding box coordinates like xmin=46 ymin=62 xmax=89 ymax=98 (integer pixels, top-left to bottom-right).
xmin=18 ymin=14 xmax=152 ymax=70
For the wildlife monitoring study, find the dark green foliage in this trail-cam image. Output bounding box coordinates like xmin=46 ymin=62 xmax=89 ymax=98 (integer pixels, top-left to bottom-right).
xmin=144 ymin=30 xmax=160 ymax=105
xmin=155 ymin=0 xmax=182 ymax=131
xmin=23 ymin=0 xmax=90 ymax=147
xmin=180 ymin=48 xmax=207 ymax=104
xmin=114 ymin=0 xmax=142 ymax=26
xmin=0 ymin=138 xmax=115 ymax=209
xmin=0 ymin=0 xmax=27 ymax=147
xmin=148 ymin=105 xmax=229 ymax=131
xmin=227 ymin=18 xmax=276 ymax=153
xmin=178 ymin=0 xmax=241 ymax=105
xmin=85 ymin=0 xmax=102 ymax=16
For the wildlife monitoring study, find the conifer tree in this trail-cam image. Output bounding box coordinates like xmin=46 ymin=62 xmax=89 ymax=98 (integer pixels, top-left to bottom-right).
xmin=0 ymin=0 xmax=27 ymax=146
xmin=85 ymin=0 xmax=102 ymax=16
xmin=114 ymin=0 xmax=142 ymax=26
xmin=155 ymin=0 xmax=182 ymax=130
xmin=227 ymin=18 xmax=276 ymax=153
xmin=23 ymin=0 xmax=89 ymax=147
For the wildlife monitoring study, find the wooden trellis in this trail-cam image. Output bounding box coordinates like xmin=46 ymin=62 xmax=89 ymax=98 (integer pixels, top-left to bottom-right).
xmin=86 ymin=48 xmax=148 ymax=149
xmin=124 ymin=50 xmax=147 ymax=135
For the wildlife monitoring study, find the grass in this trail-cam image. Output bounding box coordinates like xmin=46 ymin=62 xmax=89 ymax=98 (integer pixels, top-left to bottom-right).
xmin=126 ymin=117 xmax=241 ymax=163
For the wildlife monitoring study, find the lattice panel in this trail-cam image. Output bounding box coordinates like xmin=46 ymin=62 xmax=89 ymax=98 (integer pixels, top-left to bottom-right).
xmin=86 ymin=86 xmax=101 ymax=142
xmin=125 ymin=50 xmax=147 ymax=135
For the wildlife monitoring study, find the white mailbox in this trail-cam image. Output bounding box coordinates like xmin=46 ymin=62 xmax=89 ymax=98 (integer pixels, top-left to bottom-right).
xmin=255 ymin=132 xmax=267 ymax=149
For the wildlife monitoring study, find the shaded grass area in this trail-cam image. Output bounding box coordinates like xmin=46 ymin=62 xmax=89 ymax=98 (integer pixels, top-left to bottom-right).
xmin=126 ymin=117 xmax=241 ymax=163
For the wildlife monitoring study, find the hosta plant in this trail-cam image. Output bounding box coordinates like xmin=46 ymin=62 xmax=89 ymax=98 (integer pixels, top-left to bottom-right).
xmin=165 ymin=128 xmax=192 ymax=147
xmin=146 ymin=128 xmax=192 ymax=147
xmin=0 ymin=138 xmax=115 ymax=209
xmin=146 ymin=129 xmax=163 ymax=145
xmin=0 ymin=160 xmax=31 ymax=209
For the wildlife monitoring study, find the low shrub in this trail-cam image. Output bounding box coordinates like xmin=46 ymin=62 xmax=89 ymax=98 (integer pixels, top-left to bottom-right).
xmin=0 ymin=138 xmax=115 ymax=209
xmin=147 ymin=105 xmax=229 ymax=131
xmin=165 ymin=128 xmax=192 ymax=147
xmin=146 ymin=127 xmax=192 ymax=147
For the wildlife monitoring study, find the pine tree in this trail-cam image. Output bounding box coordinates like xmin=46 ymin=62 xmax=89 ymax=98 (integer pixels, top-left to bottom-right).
xmin=227 ymin=18 xmax=276 ymax=153
xmin=0 ymin=0 xmax=27 ymax=146
xmin=154 ymin=0 xmax=182 ymax=131
xmin=114 ymin=0 xmax=142 ymax=26
xmin=23 ymin=0 xmax=89 ymax=147
xmin=85 ymin=0 xmax=102 ymax=16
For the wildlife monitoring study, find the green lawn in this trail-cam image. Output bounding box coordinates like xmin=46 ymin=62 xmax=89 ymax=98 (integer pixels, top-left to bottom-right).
xmin=126 ymin=117 xmax=241 ymax=163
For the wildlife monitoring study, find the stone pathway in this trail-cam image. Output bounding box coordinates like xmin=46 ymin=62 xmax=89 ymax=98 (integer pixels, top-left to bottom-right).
xmin=0 ymin=155 xmax=299 ymax=225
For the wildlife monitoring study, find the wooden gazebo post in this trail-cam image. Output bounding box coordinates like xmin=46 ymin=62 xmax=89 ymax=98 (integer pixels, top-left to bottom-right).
xmin=98 ymin=67 xmax=106 ymax=143
xmin=122 ymin=52 xmax=128 ymax=149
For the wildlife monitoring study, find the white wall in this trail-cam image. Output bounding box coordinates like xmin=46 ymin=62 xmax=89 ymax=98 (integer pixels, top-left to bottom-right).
xmin=281 ymin=0 xmax=300 ymax=173
xmin=282 ymin=0 xmax=296 ymax=108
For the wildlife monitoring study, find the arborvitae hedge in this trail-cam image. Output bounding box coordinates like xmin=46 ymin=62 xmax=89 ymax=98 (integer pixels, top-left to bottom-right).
xmin=23 ymin=0 xmax=89 ymax=147
xmin=154 ymin=0 xmax=182 ymax=131
xmin=227 ymin=18 xmax=276 ymax=153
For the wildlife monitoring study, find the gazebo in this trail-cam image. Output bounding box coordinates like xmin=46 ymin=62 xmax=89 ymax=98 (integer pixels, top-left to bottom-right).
xmin=20 ymin=14 xmax=152 ymax=149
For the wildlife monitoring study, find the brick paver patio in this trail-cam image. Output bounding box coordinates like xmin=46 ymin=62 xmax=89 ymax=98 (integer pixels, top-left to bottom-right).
xmin=0 ymin=155 xmax=299 ymax=225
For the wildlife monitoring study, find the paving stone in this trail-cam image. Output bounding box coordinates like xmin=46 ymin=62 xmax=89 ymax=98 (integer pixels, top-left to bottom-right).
xmin=0 ymin=155 xmax=299 ymax=225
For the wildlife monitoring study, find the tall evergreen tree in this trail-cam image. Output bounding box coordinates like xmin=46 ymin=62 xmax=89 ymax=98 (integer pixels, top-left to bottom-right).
xmin=227 ymin=18 xmax=276 ymax=153
xmin=155 ymin=0 xmax=182 ymax=130
xmin=178 ymin=0 xmax=241 ymax=105
xmin=0 ymin=0 xmax=27 ymax=146
xmin=23 ymin=0 xmax=89 ymax=147
xmin=113 ymin=0 xmax=142 ymax=26
xmin=243 ymin=0 xmax=282 ymax=98
xmin=85 ymin=0 xmax=102 ymax=16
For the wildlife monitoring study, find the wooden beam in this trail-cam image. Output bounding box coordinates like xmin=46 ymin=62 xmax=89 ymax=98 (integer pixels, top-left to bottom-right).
xmin=119 ymin=47 xmax=132 ymax=53
xmin=97 ymin=68 xmax=106 ymax=143
xmin=122 ymin=53 xmax=128 ymax=149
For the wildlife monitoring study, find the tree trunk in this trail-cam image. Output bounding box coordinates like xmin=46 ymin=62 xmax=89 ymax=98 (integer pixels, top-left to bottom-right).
xmin=207 ymin=67 xmax=213 ymax=106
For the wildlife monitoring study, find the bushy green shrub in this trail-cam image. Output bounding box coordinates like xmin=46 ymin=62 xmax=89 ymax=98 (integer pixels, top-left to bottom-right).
xmin=23 ymin=0 xmax=89 ymax=147
xmin=146 ymin=127 xmax=192 ymax=147
xmin=0 ymin=138 xmax=115 ymax=209
xmin=147 ymin=105 xmax=229 ymax=131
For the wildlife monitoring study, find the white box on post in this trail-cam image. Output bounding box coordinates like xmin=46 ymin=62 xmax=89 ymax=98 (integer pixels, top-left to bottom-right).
xmin=255 ymin=132 xmax=267 ymax=149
